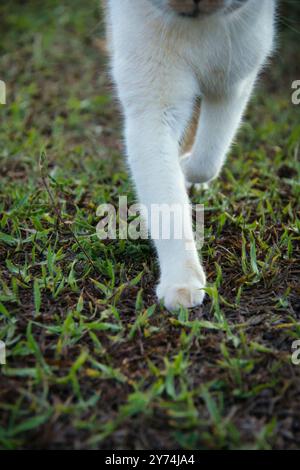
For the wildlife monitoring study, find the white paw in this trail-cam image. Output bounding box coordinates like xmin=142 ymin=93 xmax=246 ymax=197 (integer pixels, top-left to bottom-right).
xmin=181 ymin=152 xmax=218 ymax=185
xmin=185 ymin=181 xmax=209 ymax=192
xmin=181 ymin=152 xmax=197 ymax=184
xmin=157 ymin=281 xmax=205 ymax=311
xmin=156 ymin=264 xmax=206 ymax=311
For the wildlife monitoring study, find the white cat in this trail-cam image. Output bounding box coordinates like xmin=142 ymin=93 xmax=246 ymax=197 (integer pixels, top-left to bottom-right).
xmin=104 ymin=0 xmax=276 ymax=310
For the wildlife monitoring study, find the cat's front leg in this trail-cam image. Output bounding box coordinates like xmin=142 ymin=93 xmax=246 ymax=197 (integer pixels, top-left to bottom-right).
xmin=125 ymin=108 xmax=206 ymax=310
xmin=181 ymin=79 xmax=256 ymax=184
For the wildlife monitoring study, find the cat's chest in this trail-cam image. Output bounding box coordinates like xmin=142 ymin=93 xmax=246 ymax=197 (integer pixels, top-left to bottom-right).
xmin=184 ymin=26 xmax=261 ymax=95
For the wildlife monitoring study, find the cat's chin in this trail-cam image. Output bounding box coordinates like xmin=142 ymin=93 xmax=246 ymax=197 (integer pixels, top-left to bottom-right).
xmin=149 ymin=0 xmax=225 ymax=19
xmin=177 ymin=6 xmax=243 ymax=20
xmin=178 ymin=10 xmax=201 ymax=19
xmin=152 ymin=0 xmax=249 ymax=19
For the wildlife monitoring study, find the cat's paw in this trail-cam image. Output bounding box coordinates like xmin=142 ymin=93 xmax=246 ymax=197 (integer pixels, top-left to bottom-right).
xmin=157 ymin=281 xmax=205 ymax=311
xmin=185 ymin=181 xmax=209 ymax=192
xmin=181 ymin=152 xmax=198 ymax=184
xmin=156 ymin=265 xmax=206 ymax=311
xmin=181 ymin=152 xmax=218 ymax=184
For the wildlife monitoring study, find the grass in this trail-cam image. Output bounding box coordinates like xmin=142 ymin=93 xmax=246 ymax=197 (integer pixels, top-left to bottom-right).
xmin=0 ymin=0 xmax=300 ymax=450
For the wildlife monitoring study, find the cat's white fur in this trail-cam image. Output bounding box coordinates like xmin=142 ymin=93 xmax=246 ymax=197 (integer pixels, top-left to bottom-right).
xmin=104 ymin=0 xmax=276 ymax=310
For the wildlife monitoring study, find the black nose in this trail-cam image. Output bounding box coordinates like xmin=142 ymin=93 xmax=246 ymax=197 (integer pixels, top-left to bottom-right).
xmin=178 ymin=0 xmax=203 ymax=18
